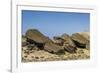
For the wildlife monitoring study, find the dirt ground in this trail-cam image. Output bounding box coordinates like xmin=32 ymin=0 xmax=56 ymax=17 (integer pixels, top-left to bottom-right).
xmin=22 ymin=47 xmax=90 ymax=62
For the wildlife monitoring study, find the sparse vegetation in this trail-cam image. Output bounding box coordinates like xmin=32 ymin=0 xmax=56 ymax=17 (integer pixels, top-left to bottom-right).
xmin=22 ymin=29 xmax=90 ymax=62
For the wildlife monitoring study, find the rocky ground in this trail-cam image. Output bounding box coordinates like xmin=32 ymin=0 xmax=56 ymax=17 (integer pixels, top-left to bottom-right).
xmin=22 ymin=29 xmax=90 ymax=62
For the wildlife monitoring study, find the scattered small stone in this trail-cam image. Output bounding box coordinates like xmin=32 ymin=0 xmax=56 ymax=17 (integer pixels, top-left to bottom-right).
xmin=35 ymin=56 xmax=39 ymax=59
xmin=24 ymin=55 xmax=27 ymax=58
xmin=22 ymin=29 xmax=90 ymax=62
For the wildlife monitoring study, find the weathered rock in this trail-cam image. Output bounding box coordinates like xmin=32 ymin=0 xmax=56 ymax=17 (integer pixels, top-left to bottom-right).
xmin=53 ymin=36 xmax=64 ymax=46
xmin=78 ymin=32 xmax=90 ymax=41
xmin=26 ymin=29 xmax=50 ymax=44
xmin=44 ymin=42 xmax=64 ymax=54
xmin=61 ymin=34 xmax=76 ymax=47
xmin=53 ymin=34 xmax=77 ymax=53
xmin=63 ymin=42 xmax=77 ymax=53
xmin=61 ymin=34 xmax=77 ymax=53
xmin=71 ymin=33 xmax=88 ymax=48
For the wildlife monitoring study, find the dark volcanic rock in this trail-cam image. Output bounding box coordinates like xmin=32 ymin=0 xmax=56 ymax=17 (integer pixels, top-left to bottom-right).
xmin=44 ymin=42 xmax=64 ymax=54
xmin=26 ymin=29 xmax=51 ymax=44
xmin=71 ymin=33 xmax=88 ymax=48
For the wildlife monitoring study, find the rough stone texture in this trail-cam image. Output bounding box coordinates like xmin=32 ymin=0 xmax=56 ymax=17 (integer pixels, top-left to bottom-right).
xmin=63 ymin=42 xmax=77 ymax=53
xmin=22 ymin=29 xmax=90 ymax=62
xmin=44 ymin=42 xmax=64 ymax=54
xmin=53 ymin=34 xmax=77 ymax=53
xmin=78 ymin=32 xmax=90 ymax=41
xmin=53 ymin=36 xmax=64 ymax=46
xmin=61 ymin=34 xmax=76 ymax=47
xmin=71 ymin=33 xmax=88 ymax=48
xmin=78 ymin=32 xmax=90 ymax=49
xmin=26 ymin=29 xmax=51 ymax=44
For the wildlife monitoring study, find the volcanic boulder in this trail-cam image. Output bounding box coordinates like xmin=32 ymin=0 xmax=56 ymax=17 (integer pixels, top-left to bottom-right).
xmin=78 ymin=32 xmax=90 ymax=41
xmin=53 ymin=36 xmax=64 ymax=46
xmin=44 ymin=42 xmax=64 ymax=54
xmin=79 ymin=32 xmax=90 ymax=49
xmin=71 ymin=33 xmax=89 ymax=48
xmin=63 ymin=43 xmax=77 ymax=53
xmin=26 ymin=29 xmax=51 ymax=45
xmin=53 ymin=34 xmax=77 ymax=53
xmin=26 ymin=29 xmax=64 ymax=54
xmin=61 ymin=34 xmax=77 ymax=53
xmin=61 ymin=34 xmax=76 ymax=47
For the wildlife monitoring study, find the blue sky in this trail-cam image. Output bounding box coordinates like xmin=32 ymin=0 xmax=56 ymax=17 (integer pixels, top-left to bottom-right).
xmin=22 ymin=10 xmax=90 ymax=38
